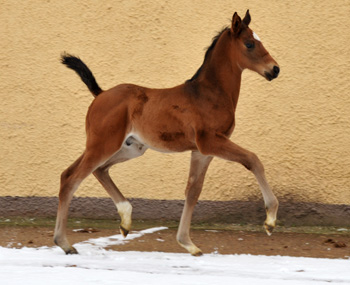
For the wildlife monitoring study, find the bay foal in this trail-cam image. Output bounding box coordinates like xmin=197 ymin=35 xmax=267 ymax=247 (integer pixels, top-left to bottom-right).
xmin=54 ymin=10 xmax=280 ymax=256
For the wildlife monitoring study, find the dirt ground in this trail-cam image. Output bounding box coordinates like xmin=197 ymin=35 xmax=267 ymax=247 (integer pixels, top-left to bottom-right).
xmin=1 ymin=218 xmax=349 ymax=259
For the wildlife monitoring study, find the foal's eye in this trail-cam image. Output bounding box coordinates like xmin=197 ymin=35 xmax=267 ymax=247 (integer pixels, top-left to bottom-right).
xmin=245 ymin=42 xmax=255 ymax=49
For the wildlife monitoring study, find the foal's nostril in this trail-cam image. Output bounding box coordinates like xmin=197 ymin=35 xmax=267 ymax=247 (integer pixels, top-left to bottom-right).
xmin=273 ymin=66 xmax=280 ymax=76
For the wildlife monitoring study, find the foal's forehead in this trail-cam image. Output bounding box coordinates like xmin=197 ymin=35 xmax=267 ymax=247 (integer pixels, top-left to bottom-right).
xmin=252 ymin=31 xmax=261 ymax=42
xmin=241 ymin=27 xmax=261 ymax=42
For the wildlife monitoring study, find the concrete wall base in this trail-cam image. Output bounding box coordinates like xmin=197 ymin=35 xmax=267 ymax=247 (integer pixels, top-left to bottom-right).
xmin=1 ymin=196 xmax=349 ymax=227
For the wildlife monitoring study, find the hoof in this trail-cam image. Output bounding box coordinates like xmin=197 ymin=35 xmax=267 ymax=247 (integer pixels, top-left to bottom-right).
xmin=120 ymin=226 xmax=129 ymax=238
xmin=65 ymin=247 xmax=78 ymax=255
xmin=192 ymin=250 xmax=203 ymax=257
xmin=264 ymin=222 xmax=275 ymax=236
xmin=178 ymin=242 xmax=203 ymax=256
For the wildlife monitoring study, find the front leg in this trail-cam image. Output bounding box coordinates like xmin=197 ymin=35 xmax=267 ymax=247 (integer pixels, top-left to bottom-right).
xmin=177 ymin=151 xmax=213 ymax=256
xmin=196 ymin=131 xmax=279 ymax=235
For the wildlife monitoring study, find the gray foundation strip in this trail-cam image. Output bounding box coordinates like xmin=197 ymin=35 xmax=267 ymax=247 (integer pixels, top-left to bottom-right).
xmin=1 ymin=196 xmax=349 ymax=226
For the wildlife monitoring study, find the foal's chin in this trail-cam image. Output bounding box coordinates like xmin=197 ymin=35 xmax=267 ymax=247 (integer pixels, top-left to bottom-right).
xmin=264 ymin=72 xmax=277 ymax=81
xmin=264 ymin=67 xmax=280 ymax=81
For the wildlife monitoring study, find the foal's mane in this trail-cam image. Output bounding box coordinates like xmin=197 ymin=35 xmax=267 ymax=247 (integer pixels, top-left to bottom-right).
xmin=187 ymin=26 xmax=229 ymax=82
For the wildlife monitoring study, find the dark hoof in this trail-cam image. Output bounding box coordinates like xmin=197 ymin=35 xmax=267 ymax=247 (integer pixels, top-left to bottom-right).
xmin=120 ymin=226 xmax=129 ymax=238
xmin=66 ymin=247 xmax=78 ymax=255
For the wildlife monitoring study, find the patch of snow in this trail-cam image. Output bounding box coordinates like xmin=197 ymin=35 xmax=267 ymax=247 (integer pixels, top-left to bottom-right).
xmin=337 ymin=228 xmax=349 ymax=232
xmin=0 ymin=227 xmax=349 ymax=285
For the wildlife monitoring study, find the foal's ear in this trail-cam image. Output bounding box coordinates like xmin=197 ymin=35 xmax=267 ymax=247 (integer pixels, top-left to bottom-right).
xmin=231 ymin=12 xmax=242 ymax=36
xmin=243 ymin=9 xmax=251 ymax=26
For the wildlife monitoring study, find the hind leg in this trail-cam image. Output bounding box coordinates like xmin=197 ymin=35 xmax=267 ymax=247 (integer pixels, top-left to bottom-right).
xmin=54 ymin=151 xmax=107 ymax=254
xmin=54 ymin=119 xmax=130 ymax=253
xmin=93 ymin=136 xmax=147 ymax=237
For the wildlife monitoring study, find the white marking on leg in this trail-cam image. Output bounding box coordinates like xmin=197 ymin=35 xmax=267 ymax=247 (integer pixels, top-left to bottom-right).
xmin=116 ymin=201 xmax=132 ymax=230
xmin=253 ymin=31 xmax=261 ymax=41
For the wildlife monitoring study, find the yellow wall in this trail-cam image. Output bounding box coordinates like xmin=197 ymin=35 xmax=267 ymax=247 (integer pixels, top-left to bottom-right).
xmin=1 ymin=0 xmax=349 ymax=206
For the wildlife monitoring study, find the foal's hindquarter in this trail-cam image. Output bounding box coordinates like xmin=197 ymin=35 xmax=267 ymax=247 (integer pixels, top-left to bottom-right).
xmin=54 ymin=10 xmax=279 ymax=256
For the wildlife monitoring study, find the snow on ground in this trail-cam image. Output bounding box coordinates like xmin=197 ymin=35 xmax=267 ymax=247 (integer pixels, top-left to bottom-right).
xmin=0 ymin=227 xmax=349 ymax=285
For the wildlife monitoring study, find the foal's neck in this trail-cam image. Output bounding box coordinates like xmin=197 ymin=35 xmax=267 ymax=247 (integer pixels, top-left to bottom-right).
xmin=199 ymin=31 xmax=242 ymax=110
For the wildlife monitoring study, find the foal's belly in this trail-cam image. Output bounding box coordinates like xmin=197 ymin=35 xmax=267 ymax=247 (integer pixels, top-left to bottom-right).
xmin=125 ymin=128 xmax=197 ymax=154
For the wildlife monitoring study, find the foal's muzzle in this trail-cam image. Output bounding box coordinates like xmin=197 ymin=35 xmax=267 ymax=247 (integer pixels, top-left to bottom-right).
xmin=265 ymin=66 xmax=280 ymax=81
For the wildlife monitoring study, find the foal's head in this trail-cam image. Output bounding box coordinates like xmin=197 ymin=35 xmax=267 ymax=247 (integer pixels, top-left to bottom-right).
xmin=230 ymin=10 xmax=280 ymax=81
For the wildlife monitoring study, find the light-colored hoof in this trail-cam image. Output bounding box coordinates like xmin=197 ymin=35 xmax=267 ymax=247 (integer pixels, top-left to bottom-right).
xmin=264 ymin=221 xmax=275 ymax=236
xmin=117 ymin=201 xmax=132 ymax=238
xmin=191 ymin=249 xmax=203 ymax=257
xmin=264 ymin=208 xmax=277 ymax=236
xmin=178 ymin=241 xmax=203 ymax=256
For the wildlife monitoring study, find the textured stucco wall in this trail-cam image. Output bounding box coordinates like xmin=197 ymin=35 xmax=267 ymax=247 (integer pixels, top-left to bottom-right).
xmin=1 ymin=1 xmax=349 ymax=209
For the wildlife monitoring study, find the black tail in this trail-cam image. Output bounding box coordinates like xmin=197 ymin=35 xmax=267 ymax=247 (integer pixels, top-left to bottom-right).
xmin=61 ymin=53 xmax=103 ymax=97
